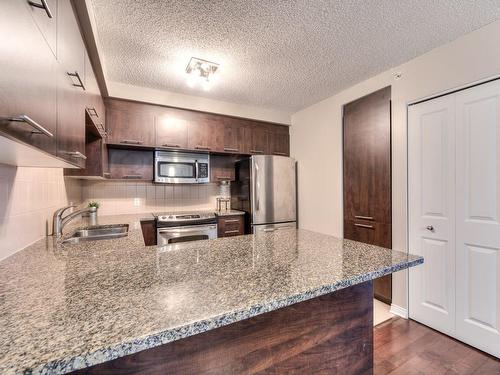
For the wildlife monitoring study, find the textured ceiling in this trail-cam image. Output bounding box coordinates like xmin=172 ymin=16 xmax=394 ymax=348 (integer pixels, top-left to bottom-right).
xmin=90 ymin=0 xmax=500 ymax=112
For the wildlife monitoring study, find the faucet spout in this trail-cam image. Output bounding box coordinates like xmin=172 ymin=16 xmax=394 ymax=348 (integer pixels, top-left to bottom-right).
xmin=52 ymin=205 xmax=93 ymax=237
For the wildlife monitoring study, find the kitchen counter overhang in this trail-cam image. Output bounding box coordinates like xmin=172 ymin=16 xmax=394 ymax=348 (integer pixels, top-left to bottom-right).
xmin=0 ymin=214 xmax=423 ymax=374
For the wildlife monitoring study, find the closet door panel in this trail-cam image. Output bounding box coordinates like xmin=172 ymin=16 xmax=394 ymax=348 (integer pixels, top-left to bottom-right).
xmin=455 ymin=79 xmax=500 ymax=358
xmin=408 ymin=94 xmax=456 ymax=335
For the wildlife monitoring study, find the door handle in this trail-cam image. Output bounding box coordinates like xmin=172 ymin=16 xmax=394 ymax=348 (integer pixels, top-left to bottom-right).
xmin=28 ymin=0 xmax=53 ymax=18
xmin=7 ymin=114 xmax=53 ymax=137
xmin=354 ymin=215 xmax=374 ymax=221
xmin=354 ymin=223 xmax=374 ymax=229
xmin=195 ymin=160 xmax=199 ymax=180
xmin=67 ymin=71 xmax=86 ymax=90
xmin=426 ymin=225 xmax=434 ymax=232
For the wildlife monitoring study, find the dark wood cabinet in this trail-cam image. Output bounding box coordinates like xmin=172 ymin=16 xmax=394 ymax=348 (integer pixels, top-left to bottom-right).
xmin=28 ymin=0 xmax=57 ymax=57
xmin=108 ymin=148 xmax=154 ymax=181
xmin=106 ymin=99 xmax=155 ymax=147
xmin=0 ymin=0 xmax=57 ymax=156
xmin=84 ymin=52 xmax=106 ymax=135
xmin=217 ymin=215 xmax=245 ymax=237
xmin=155 ymin=110 xmax=188 ymax=149
xmin=242 ymin=123 xmax=269 ymax=155
xmin=56 ymin=0 xmax=87 ymax=168
xmin=343 ymin=86 xmax=392 ymax=304
xmin=269 ymin=125 xmax=290 ymax=156
xmin=140 ymin=219 xmax=157 ymax=246
xmin=210 ymin=155 xmax=236 ymax=182
xmin=187 ymin=116 xmax=224 ymax=152
xmin=222 ymin=120 xmax=244 ymax=153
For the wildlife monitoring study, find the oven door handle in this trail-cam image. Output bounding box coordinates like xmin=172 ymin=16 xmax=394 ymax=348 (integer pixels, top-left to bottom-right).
xmin=158 ymin=224 xmax=217 ymax=234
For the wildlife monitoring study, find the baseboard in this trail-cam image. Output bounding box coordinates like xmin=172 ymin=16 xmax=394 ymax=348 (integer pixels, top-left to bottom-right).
xmin=390 ymin=304 xmax=408 ymax=319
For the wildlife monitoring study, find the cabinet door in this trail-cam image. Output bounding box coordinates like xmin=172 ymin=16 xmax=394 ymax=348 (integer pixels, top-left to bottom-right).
xmin=27 ymin=0 xmax=57 ymax=56
xmin=155 ymin=110 xmax=188 ymax=149
xmin=108 ymin=149 xmax=153 ymax=180
xmin=222 ymin=120 xmax=244 ymax=153
xmin=269 ymin=126 xmax=290 ymax=156
xmin=210 ymin=155 xmax=236 ymax=182
xmin=187 ymin=116 xmax=223 ymax=152
xmin=84 ymin=51 xmax=105 ymax=134
xmin=244 ymin=124 xmax=269 ymax=155
xmin=106 ymin=99 xmax=155 ymax=146
xmin=343 ymin=87 xmax=391 ymax=224
xmin=56 ymin=0 xmax=86 ymax=167
xmin=0 ymin=0 xmax=57 ymax=155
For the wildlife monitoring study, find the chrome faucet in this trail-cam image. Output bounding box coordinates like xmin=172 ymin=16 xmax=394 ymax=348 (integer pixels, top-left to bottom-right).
xmin=52 ymin=205 xmax=92 ymax=237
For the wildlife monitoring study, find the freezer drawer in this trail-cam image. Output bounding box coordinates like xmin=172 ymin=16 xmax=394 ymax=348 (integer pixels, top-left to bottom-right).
xmin=252 ymin=222 xmax=297 ymax=233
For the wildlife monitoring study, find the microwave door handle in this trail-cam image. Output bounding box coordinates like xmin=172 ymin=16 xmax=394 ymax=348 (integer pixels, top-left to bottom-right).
xmin=195 ymin=160 xmax=199 ymax=181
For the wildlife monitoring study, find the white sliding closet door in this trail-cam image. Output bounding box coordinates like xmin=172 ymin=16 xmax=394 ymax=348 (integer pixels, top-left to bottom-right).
xmin=455 ymin=80 xmax=500 ymax=358
xmin=409 ymin=79 xmax=500 ymax=358
xmin=408 ymin=95 xmax=456 ymax=335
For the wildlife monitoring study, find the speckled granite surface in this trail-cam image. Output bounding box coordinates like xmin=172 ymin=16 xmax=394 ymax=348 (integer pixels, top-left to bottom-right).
xmin=215 ymin=209 xmax=245 ymax=216
xmin=0 ymin=214 xmax=423 ymax=375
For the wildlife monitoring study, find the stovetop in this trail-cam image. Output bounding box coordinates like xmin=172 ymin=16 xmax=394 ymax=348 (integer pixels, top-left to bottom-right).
xmin=153 ymin=211 xmax=216 ymax=224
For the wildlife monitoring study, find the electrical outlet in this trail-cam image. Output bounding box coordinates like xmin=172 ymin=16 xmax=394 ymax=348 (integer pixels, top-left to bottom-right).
xmin=133 ymin=198 xmax=140 ymax=207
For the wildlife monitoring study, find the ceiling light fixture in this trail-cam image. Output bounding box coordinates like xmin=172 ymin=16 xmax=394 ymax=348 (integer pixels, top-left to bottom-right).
xmin=185 ymin=57 xmax=219 ymax=91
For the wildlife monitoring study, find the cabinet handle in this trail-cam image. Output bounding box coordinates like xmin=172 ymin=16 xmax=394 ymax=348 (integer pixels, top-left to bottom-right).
xmin=7 ymin=114 xmax=53 ymax=137
xmin=354 ymin=223 xmax=374 ymax=229
xmin=120 ymin=139 xmax=143 ymax=145
xmin=426 ymin=225 xmax=434 ymax=232
xmin=87 ymin=107 xmax=99 ymax=117
xmin=28 ymin=0 xmax=53 ymax=18
xmin=224 ymin=147 xmax=239 ymax=152
xmin=354 ymin=215 xmax=374 ymax=221
xmin=224 ymin=219 xmax=240 ymax=223
xmin=195 ymin=146 xmax=211 ymax=150
xmin=123 ymin=174 xmax=142 ymax=179
xmin=250 ymin=149 xmax=264 ymax=154
xmin=224 ymin=230 xmax=240 ymax=234
xmin=216 ymin=176 xmax=232 ymax=180
xmin=103 ymin=172 xmax=111 ymax=176
xmin=163 ymin=143 xmax=180 ymax=148
xmin=273 ymin=152 xmax=287 ymax=156
xmin=67 ymin=71 xmax=86 ymax=90
xmin=65 ymin=151 xmax=87 ymax=160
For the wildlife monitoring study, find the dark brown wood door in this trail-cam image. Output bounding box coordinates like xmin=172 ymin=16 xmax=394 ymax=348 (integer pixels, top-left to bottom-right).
xmin=155 ymin=110 xmax=188 ymax=149
xmin=0 ymin=0 xmax=57 ymax=155
xmin=217 ymin=215 xmax=245 ymax=237
xmin=221 ymin=119 xmax=243 ymax=153
xmin=56 ymin=0 xmax=86 ymax=168
xmin=187 ymin=117 xmax=223 ymax=152
xmin=108 ymin=149 xmax=154 ymax=180
xmin=243 ymin=123 xmax=269 ymax=155
xmin=210 ymin=155 xmax=236 ymax=182
xmin=343 ymin=86 xmax=392 ymax=304
xmin=105 ymin=99 xmax=155 ymax=147
xmin=269 ymin=126 xmax=290 ymax=156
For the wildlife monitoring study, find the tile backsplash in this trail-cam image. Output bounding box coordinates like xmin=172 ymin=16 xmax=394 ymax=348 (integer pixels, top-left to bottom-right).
xmin=0 ymin=165 xmax=82 ymax=260
xmin=82 ymin=181 xmax=223 ymax=216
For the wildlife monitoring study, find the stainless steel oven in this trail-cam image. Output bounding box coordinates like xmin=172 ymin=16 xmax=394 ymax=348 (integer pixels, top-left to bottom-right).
xmin=155 ymin=212 xmax=217 ymax=246
xmin=154 ymin=151 xmax=209 ymax=184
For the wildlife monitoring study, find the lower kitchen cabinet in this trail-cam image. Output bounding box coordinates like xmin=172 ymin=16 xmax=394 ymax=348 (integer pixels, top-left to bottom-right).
xmin=140 ymin=219 xmax=157 ymax=246
xmin=217 ymin=215 xmax=245 ymax=237
xmin=108 ymin=148 xmax=154 ymax=181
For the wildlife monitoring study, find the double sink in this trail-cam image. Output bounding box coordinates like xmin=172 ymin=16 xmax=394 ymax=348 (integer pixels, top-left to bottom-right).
xmin=62 ymin=224 xmax=129 ymax=244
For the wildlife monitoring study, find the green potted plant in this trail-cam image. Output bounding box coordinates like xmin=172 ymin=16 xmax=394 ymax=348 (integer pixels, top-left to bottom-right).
xmin=88 ymin=201 xmax=100 ymax=212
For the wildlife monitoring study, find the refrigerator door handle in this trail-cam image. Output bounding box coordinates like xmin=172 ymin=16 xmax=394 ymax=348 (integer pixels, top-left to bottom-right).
xmin=255 ymin=162 xmax=260 ymax=211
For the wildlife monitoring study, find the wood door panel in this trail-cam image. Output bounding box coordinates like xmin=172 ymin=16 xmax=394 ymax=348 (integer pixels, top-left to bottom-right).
xmin=71 ymin=282 xmax=373 ymax=375
xmin=106 ymin=99 xmax=155 ymax=146
xmin=344 ymin=220 xmax=391 ymax=248
xmin=155 ymin=110 xmax=188 ymax=149
xmin=0 ymin=0 xmax=57 ymax=155
xmin=343 ymin=87 xmax=391 ymax=224
xmin=210 ymin=155 xmax=236 ymax=182
xmin=217 ymin=215 xmax=244 ymax=237
xmin=187 ymin=115 xmax=224 ymax=152
xmin=27 ymin=0 xmax=57 ymax=57
xmin=269 ymin=128 xmax=290 ymax=156
xmin=108 ymin=149 xmax=154 ymax=180
xmin=222 ymin=120 xmax=244 ymax=153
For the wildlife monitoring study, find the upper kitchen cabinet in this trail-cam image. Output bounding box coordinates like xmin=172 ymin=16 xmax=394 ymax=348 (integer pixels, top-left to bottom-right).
xmin=28 ymin=0 xmax=58 ymax=57
xmin=222 ymin=118 xmax=244 ymax=153
xmin=268 ymin=125 xmax=290 ymax=156
xmin=84 ymin=51 xmax=105 ymax=135
xmin=0 ymin=0 xmax=57 ymax=156
xmin=106 ymin=98 xmax=155 ymax=147
xmin=187 ymin=114 xmax=224 ymax=152
xmin=155 ymin=109 xmax=188 ymax=149
xmin=56 ymin=0 xmax=87 ymax=168
xmin=242 ymin=122 xmax=269 ymax=155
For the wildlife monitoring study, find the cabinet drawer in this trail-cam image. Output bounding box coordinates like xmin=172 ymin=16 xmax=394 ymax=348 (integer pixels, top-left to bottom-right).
xmin=217 ymin=215 xmax=245 ymax=237
xmin=343 ymin=220 xmax=391 ymax=248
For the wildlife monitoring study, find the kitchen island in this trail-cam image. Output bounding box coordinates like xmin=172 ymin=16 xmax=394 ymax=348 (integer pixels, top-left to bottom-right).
xmin=0 ymin=214 xmax=423 ymax=374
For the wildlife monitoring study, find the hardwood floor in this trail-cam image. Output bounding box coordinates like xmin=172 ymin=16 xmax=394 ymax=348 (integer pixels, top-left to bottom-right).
xmin=374 ymin=318 xmax=500 ymax=374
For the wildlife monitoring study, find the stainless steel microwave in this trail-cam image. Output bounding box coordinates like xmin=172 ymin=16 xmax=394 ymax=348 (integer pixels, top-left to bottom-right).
xmin=154 ymin=151 xmax=210 ymax=184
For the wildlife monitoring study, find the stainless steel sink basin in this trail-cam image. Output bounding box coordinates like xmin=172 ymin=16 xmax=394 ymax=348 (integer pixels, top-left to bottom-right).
xmin=62 ymin=224 xmax=129 ymax=244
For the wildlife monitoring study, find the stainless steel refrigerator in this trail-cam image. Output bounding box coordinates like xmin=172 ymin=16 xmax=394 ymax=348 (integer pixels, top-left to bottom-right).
xmin=231 ymin=155 xmax=296 ymax=233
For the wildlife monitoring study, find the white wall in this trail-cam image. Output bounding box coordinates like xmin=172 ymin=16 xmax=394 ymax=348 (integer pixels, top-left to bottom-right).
xmin=108 ymin=81 xmax=291 ymax=125
xmin=290 ymin=20 xmax=500 ymax=311
xmin=0 ymin=166 xmax=82 ymax=260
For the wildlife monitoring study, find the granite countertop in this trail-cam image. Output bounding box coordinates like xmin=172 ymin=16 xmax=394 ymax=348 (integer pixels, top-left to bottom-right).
xmin=214 ymin=209 xmax=246 ymax=216
xmin=0 ymin=214 xmax=423 ymax=375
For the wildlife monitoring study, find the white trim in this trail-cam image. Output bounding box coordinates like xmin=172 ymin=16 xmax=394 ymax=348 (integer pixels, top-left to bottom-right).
xmin=390 ymin=304 xmax=408 ymax=319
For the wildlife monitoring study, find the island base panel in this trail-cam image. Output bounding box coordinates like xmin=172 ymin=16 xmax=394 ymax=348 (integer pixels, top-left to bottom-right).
xmin=72 ymin=281 xmax=374 ymax=375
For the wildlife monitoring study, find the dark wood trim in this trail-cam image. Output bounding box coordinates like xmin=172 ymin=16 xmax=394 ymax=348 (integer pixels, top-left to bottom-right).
xmin=140 ymin=220 xmax=157 ymax=246
xmin=71 ymin=282 xmax=374 ymax=375
xmin=71 ymin=0 xmax=109 ymax=97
